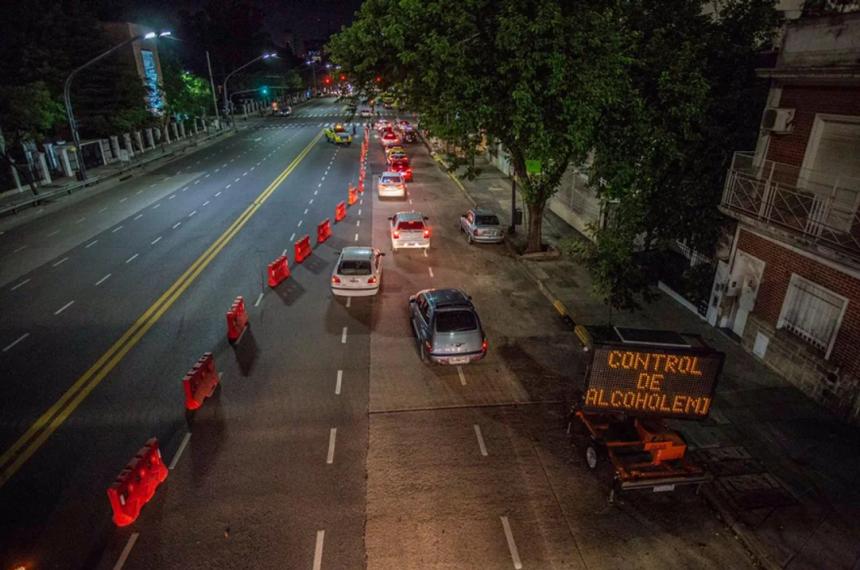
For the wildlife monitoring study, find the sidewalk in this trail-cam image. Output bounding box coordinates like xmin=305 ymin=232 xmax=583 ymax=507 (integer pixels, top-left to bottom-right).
xmin=440 ymin=152 xmax=860 ymax=570
xmin=0 ymin=125 xmax=239 ymax=218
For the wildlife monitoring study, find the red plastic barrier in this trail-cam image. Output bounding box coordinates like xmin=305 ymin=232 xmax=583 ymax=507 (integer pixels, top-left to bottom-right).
xmin=348 ymin=185 xmax=358 ymax=206
xmin=317 ymin=218 xmax=332 ymax=245
xmin=226 ymin=296 xmax=249 ymax=343
xmin=267 ymin=255 xmax=290 ymax=288
xmin=182 ymin=352 xmax=220 ymax=410
xmin=358 ymin=179 xmax=365 ymax=194
xmin=106 ymin=438 xmax=168 ymax=527
xmin=294 ymin=234 xmax=312 ymax=263
xmin=335 ymin=201 xmax=347 ymax=222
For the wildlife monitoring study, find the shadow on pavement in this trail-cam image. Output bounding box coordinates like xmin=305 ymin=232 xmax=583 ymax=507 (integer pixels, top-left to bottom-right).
xmin=232 ymin=327 xmax=258 ymax=377
xmin=273 ymin=277 xmax=306 ymax=306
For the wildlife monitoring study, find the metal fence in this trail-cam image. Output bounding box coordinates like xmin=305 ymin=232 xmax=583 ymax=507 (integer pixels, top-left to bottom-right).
xmin=721 ymin=151 xmax=860 ymax=259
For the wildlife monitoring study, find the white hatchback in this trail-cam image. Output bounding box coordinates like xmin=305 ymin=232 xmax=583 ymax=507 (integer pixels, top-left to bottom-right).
xmin=390 ymin=211 xmax=430 ymax=251
xmin=377 ymin=171 xmax=407 ymax=199
xmin=331 ymin=247 xmax=384 ymax=297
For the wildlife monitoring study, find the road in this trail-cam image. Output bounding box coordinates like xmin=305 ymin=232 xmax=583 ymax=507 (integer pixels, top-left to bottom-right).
xmin=1 ymin=98 xmax=756 ymax=570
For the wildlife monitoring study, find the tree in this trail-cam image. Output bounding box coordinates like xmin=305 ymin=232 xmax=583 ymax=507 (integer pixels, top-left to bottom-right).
xmin=577 ymin=0 xmax=779 ymax=310
xmin=328 ymin=0 xmax=629 ymax=252
xmin=159 ymin=45 xmax=214 ymax=121
xmin=0 ymin=82 xmax=65 ymax=195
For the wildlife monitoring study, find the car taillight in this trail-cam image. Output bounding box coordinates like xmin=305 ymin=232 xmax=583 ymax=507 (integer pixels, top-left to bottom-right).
xmin=425 ymin=340 xmax=433 ymax=352
xmin=423 ymin=228 xmax=430 ymax=238
xmin=393 ymin=230 xmax=400 ymax=239
xmin=331 ymin=275 xmax=341 ymax=284
xmin=482 ymin=338 xmax=488 ymax=352
xmin=368 ymin=276 xmax=377 ymax=284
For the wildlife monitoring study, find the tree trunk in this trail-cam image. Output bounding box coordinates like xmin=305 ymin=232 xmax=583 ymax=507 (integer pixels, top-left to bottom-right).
xmin=526 ymin=201 xmax=544 ymax=253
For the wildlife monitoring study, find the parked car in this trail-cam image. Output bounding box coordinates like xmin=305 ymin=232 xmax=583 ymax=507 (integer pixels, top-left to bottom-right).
xmin=388 ymin=159 xmax=413 ymax=181
xmin=408 ymin=288 xmax=488 ymax=364
xmin=459 ymin=207 xmax=504 ymax=244
xmin=389 ymin=211 xmax=429 ymax=251
xmin=324 ymin=123 xmax=352 ymax=145
xmin=331 ymin=247 xmax=384 ymax=297
xmin=377 ymin=171 xmax=407 ymax=199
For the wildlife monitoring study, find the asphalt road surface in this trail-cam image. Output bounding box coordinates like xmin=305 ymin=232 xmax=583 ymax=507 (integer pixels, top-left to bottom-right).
xmin=1 ymin=98 xmax=756 ymax=570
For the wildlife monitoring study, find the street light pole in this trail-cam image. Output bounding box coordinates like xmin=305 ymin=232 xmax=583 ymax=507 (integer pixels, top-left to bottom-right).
xmin=306 ymin=60 xmax=318 ymax=97
xmin=63 ymin=31 xmax=169 ymax=181
xmin=205 ymin=50 xmax=220 ymax=127
xmin=223 ymin=53 xmax=276 ymax=128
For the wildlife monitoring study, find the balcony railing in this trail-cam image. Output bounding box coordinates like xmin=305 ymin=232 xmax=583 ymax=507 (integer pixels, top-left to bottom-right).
xmin=721 ymin=151 xmax=860 ymax=261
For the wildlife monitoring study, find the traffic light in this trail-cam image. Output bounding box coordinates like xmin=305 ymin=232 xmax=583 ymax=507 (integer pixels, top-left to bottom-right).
xmin=261 ymin=86 xmax=269 ymax=96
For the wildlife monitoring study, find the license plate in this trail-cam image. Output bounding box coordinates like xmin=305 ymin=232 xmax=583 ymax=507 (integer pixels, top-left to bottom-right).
xmin=407 ymin=243 xmax=417 ymax=247
xmin=449 ymin=356 xmax=469 ymax=364
xmin=652 ymin=484 xmax=676 ymax=493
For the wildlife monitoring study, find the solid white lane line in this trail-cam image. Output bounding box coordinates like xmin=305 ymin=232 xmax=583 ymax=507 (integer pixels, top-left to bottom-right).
xmin=254 ymin=292 xmax=264 ymax=307
xmin=341 ymin=326 xmax=348 ymax=344
xmin=188 ymin=210 xmax=197 ymax=218
xmin=152 ymin=203 xmax=160 ymax=209
xmin=85 ymin=240 xmax=98 ymax=248
xmin=457 ymin=365 xmax=467 ymax=386
xmin=151 ymin=236 xmax=162 ymax=245
xmin=215 ymin=191 xmax=222 ymax=197
xmin=474 ymin=424 xmax=488 ymax=456
xmin=354 ymin=233 xmax=359 ymax=242
xmin=3 ymin=333 xmax=30 ymax=353
xmin=297 ymin=220 xmax=303 ymax=228
xmin=313 ymin=530 xmax=325 ymax=570
xmin=304 ymin=208 xmax=309 ymax=215
xmin=335 ymin=370 xmax=343 ymax=395
xmin=326 ymin=428 xmax=337 ymax=464
xmin=95 ymin=274 xmax=111 ymax=286
xmin=111 ymin=225 xmax=124 ymax=233
xmin=168 ymin=432 xmax=192 ymax=470
xmin=52 ymin=257 xmax=69 ymax=267
xmin=501 ymin=516 xmax=523 ymax=570
xmin=134 ymin=214 xmax=143 ymax=221
xmin=112 ymin=532 xmax=140 ymax=570
xmin=10 ymin=278 xmax=30 ymax=291
xmin=289 ymin=232 xmax=295 ymax=241
xmin=172 ymin=222 xmax=182 ymax=229
xmin=54 ymin=300 xmax=75 ymax=315
xmin=428 ymin=267 xmax=434 ymax=278
xmin=125 ymin=253 xmax=138 ymax=263
xmin=203 ymin=200 xmax=210 ymax=206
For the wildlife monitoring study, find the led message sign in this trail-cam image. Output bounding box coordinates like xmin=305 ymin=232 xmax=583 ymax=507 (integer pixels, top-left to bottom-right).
xmin=583 ymin=347 xmax=723 ymax=420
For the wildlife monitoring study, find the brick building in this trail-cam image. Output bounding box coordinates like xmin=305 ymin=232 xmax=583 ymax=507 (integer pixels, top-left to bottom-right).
xmin=713 ymin=12 xmax=860 ymax=421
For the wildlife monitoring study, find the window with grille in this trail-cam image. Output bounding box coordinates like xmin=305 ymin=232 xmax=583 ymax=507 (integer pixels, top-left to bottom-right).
xmin=777 ymin=274 xmax=847 ymax=358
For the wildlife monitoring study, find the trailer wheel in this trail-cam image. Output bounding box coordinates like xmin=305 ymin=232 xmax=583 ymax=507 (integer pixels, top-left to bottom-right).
xmin=585 ymin=443 xmax=601 ymax=470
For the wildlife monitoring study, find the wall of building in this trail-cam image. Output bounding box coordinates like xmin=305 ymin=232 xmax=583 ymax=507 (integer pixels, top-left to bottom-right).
xmin=736 ymin=228 xmax=860 ymax=419
xmin=767 ymin=84 xmax=860 ymax=167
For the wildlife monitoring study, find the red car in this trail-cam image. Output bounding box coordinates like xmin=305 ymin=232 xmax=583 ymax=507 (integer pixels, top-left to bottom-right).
xmin=381 ymin=129 xmax=400 ymax=148
xmin=389 ymin=159 xmax=413 ymax=181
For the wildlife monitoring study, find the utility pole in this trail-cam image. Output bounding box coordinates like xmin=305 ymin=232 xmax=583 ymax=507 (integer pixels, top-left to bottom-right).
xmin=206 ymin=50 xmax=220 ymax=127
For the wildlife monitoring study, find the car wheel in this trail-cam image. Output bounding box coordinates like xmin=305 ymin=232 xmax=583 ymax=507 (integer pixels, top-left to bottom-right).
xmin=585 ymin=443 xmax=602 ymax=471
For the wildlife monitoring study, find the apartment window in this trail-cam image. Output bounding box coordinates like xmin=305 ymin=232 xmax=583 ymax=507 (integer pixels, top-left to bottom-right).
xmin=777 ymin=274 xmax=847 ymax=358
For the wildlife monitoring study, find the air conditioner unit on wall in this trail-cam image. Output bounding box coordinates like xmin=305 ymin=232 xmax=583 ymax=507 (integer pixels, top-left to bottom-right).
xmin=761 ymin=108 xmax=795 ymax=134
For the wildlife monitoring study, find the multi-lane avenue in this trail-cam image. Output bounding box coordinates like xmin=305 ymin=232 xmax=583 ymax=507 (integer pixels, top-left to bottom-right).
xmin=1 ymin=98 xmax=756 ymax=570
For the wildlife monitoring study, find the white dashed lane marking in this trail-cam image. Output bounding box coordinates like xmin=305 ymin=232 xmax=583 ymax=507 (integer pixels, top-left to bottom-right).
xmin=125 ymin=253 xmax=138 ymax=264
xmin=51 ymin=257 xmax=68 ymax=267
xmin=95 ymin=273 xmax=111 ymax=286
xmin=3 ymin=333 xmax=30 ymax=353
xmin=54 ymin=300 xmax=75 ymax=315
xmin=10 ymin=279 xmax=30 ymax=291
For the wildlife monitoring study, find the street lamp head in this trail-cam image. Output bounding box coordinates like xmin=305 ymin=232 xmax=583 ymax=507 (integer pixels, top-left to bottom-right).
xmin=159 ymin=31 xmax=172 ymax=37
xmin=144 ymin=32 xmax=157 ymax=39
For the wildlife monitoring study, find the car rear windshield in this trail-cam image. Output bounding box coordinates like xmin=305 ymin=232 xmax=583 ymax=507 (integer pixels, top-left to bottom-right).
xmin=476 ymin=215 xmax=500 ymax=225
xmin=381 ymin=175 xmax=402 ymax=184
xmin=338 ymin=260 xmax=371 ymax=275
xmin=391 ymin=160 xmax=408 ymax=169
xmin=397 ymin=220 xmax=424 ymax=230
xmin=435 ymin=310 xmax=478 ymax=332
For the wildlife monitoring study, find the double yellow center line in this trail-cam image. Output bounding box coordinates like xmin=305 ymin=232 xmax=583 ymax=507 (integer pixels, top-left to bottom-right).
xmin=0 ymin=130 xmax=323 ymax=488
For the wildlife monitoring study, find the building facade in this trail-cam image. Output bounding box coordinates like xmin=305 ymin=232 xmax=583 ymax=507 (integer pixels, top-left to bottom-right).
xmin=714 ymin=12 xmax=860 ymax=422
xmin=102 ymin=22 xmax=166 ymax=113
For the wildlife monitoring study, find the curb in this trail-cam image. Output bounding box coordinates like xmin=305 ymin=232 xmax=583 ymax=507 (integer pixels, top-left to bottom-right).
xmin=700 ymin=486 xmax=778 ymax=570
xmin=0 ymin=129 xmax=233 ymax=217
